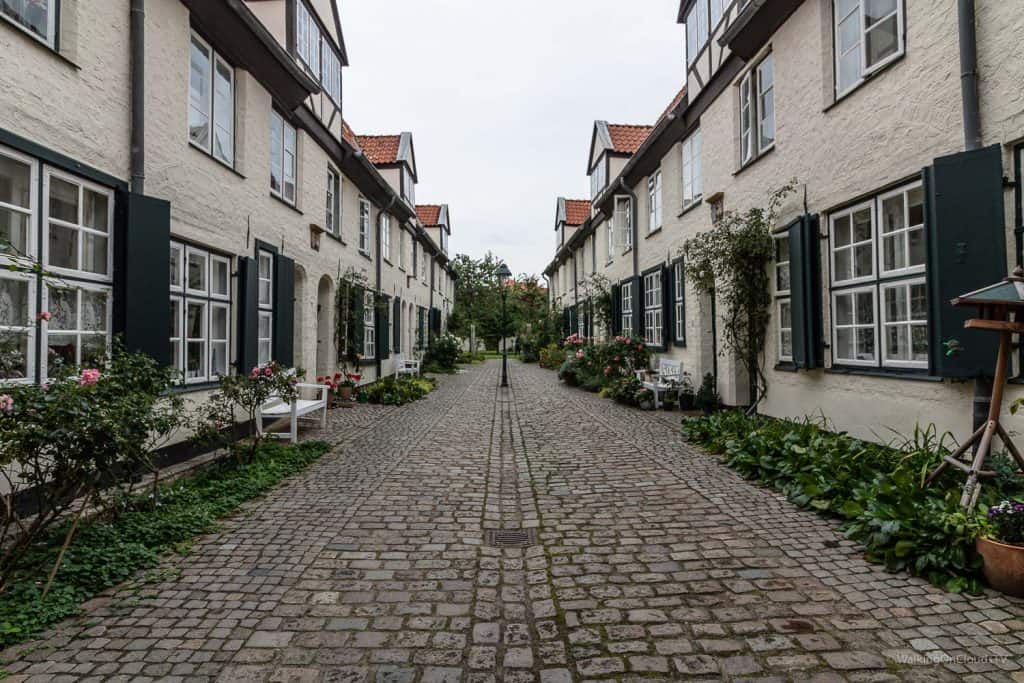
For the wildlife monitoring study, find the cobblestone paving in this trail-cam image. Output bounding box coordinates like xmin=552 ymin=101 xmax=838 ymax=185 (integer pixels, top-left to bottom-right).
xmin=4 ymin=360 xmax=1024 ymax=682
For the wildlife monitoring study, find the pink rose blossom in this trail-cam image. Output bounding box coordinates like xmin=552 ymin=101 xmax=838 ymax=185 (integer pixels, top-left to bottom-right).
xmin=37 ymin=311 xmax=52 ymax=322
xmin=0 ymin=395 xmax=12 ymax=413
xmin=263 ymin=367 xmax=273 ymax=377
xmin=251 ymin=366 xmax=260 ymax=378
xmin=78 ymin=368 xmax=101 ymax=386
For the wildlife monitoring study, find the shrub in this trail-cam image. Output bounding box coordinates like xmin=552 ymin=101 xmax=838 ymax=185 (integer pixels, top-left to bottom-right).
xmin=457 ymin=351 xmax=485 ymax=364
xmin=694 ymin=372 xmax=720 ymax=413
xmin=519 ymin=338 xmax=539 ymax=363
xmin=423 ymin=333 xmax=460 ymax=371
xmin=364 ymin=376 xmax=436 ymax=406
xmin=556 ymin=334 xmax=650 ymax=395
xmin=538 ymin=344 xmax=565 ymax=370
xmin=682 ymin=412 xmax=1019 ymax=592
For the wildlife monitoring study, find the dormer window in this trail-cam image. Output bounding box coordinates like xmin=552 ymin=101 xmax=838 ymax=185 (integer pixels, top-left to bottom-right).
xmin=685 ymin=0 xmax=709 ymax=67
xmin=590 ymin=159 xmax=607 ymax=199
xmin=402 ymin=167 xmax=416 ymax=206
xmin=296 ymin=0 xmax=342 ymax=107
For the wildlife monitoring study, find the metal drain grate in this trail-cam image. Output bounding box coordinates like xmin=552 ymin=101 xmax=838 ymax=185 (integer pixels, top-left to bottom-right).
xmin=485 ymin=528 xmax=538 ymax=548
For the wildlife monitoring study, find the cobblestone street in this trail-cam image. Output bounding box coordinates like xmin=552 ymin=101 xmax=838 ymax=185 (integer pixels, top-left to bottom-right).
xmin=6 ymin=360 xmax=1024 ymax=682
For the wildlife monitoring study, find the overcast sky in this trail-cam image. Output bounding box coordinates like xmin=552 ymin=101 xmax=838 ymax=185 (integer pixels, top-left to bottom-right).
xmin=341 ymin=0 xmax=685 ymax=278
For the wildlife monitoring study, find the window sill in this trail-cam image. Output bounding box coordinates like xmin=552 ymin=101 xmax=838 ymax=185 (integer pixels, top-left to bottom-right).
xmin=733 ymin=144 xmax=775 ymax=177
xmin=2 ymin=18 xmax=80 ymax=70
xmin=645 ymin=227 xmax=663 ymax=239
xmin=324 ymin=231 xmax=345 ymax=246
xmin=270 ymin=193 xmax=303 ymax=215
xmin=188 ymin=143 xmax=246 ymax=179
xmin=825 ymin=366 xmax=942 ymax=383
xmin=678 ymin=199 xmax=703 ymax=218
xmin=823 ymin=53 xmax=906 ymax=113
xmin=167 ymin=380 xmax=221 ymax=395
xmin=774 ymin=361 xmax=798 ymax=373
xmin=359 ymin=250 xmax=372 ymax=261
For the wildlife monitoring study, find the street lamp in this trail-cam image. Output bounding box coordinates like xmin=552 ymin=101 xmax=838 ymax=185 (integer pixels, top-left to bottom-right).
xmin=497 ymin=262 xmax=513 ymax=388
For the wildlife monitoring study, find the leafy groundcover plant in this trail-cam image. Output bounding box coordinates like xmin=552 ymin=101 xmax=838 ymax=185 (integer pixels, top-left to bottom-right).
xmin=0 ymin=440 xmax=330 ymax=647
xmin=363 ymin=376 xmax=436 ymax=406
xmin=683 ymin=412 xmax=1024 ymax=592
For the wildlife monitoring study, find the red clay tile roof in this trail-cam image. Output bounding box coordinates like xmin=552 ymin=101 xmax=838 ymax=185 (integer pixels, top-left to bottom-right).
xmin=607 ymin=124 xmax=654 ymax=154
xmin=342 ymin=120 xmax=358 ymax=146
xmin=656 ymin=85 xmax=687 ymax=126
xmin=564 ymin=199 xmax=591 ymax=226
xmin=354 ymin=134 xmax=401 ymax=164
xmin=416 ymin=205 xmax=443 ymax=226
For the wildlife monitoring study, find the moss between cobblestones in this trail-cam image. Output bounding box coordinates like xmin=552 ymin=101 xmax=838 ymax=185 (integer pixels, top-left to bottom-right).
xmin=0 ymin=440 xmax=331 ymax=650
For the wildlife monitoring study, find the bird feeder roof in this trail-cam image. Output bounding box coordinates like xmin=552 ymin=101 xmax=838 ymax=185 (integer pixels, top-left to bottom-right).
xmin=952 ymin=267 xmax=1024 ymax=308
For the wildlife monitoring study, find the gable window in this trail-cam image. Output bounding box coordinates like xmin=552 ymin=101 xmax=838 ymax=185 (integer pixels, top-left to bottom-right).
xmin=321 ymin=43 xmax=342 ymax=106
xmin=829 ymin=181 xmax=927 ymax=370
xmin=189 ymin=33 xmax=234 ymax=166
xmin=590 ymin=158 xmax=607 ymax=199
xmin=685 ymin=0 xmax=709 ymax=67
xmin=648 ymin=170 xmax=663 ymax=232
xmin=257 ymin=249 xmax=273 ymax=366
xmin=681 ymin=128 xmax=702 ymax=209
xmin=358 ymin=199 xmax=371 ymax=254
xmin=2 ymin=0 xmax=55 ymax=47
xmin=326 ymin=168 xmax=340 ymax=236
xmin=621 ymin=281 xmax=634 ymax=337
xmin=381 ymin=214 xmax=392 ymax=263
xmin=834 ymin=0 xmax=905 ymax=97
xmin=673 ymin=260 xmax=685 ymax=344
xmin=643 ymin=271 xmax=663 ymax=347
xmin=614 ymin=196 xmax=632 ymax=252
xmin=402 ymin=167 xmax=416 ymax=206
xmin=363 ymin=290 xmax=375 ymax=359
xmin=606 ymin=220 xmax=615 ymax=264
xmin=270 ymin=111 xmax=297 ymax=204
xmin=739 ymin=53 xmax=774 ymax=167
xmin=295 ymin=1 xmax=321 ymax=79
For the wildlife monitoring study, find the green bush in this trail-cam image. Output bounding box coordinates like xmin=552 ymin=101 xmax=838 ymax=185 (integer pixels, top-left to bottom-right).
xmin=538 ymin=344 xmax=565 ymax=370
xmin=423 ymin=333 xmax=460 ymax=371
xmin=0 ymin=440 xmax=331 ymax=647
xmin=519 ymin=339 xmax=539 ymax=363
xmin=682 ymin=412 xmax=1021 ymax=592
xmin=694 ymin=372 xmax=720 ymax=413
xmin=364 ymin=376 xmax=436 ymax=406
xmin=457 ymin=351 xmax=485 ymax=364
xmin=557 ymin=334 xmax=650 ymax=394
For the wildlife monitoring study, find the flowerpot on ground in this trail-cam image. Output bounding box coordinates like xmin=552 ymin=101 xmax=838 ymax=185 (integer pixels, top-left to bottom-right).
xmin=639 ymin=401 xmax=654 ymax=411
xmin=976 ymin=536 xmax=1024 ymax=597
xmin=337 ymin=386 xmax=353 ymax=402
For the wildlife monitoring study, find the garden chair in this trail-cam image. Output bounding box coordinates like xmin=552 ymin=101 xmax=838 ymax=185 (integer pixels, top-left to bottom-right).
xmin=256 ymin=372 xmax=329 ymax=443
xmin=637 ymin=358 xmax=683 ymax=410
xmin=394 ymin=353 xmax=421 ymax=378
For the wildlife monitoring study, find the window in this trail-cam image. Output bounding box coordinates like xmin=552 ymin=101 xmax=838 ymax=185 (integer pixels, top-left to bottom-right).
xmin=834 ymin=0 xmax=904 ymax=97
xmin=421 ymin=246 xmax=427 ymax=282
xmin=270 ymin=111 xmax=297 ymax=204
xmin=257 ymin=250 xmax=273 ymax=366
xmin=170 ymin=242 xmax=231 ymax=383
xmin=643 ymin=271 xmax=663 ymax=347
xmin=606 ymin=220 xmax=614 ymax=264
xmin=189 ymin=33 xmax=234 ymax=166
xmin=43 ymin=283 xmax=111 ymax=379
xmin=296 ymin=0 xmax=321 ymax=79
xmin=0 ymin=272 xmax=36 ymax=383
xmin=673 ymin=261 xmax=685 ymax=343
xmin=686 ymin=0 xmax=709 ymax=67
xmin=829 ymin=181 xmax=927 ymax=370
xmin=399 ymin=229 xmax=407 ymax=270
xmin=774 ymin=235 xmax=790 ymax=294
xmin=381 ymin=213 xmax=392 ymax=263
xmin=0 ymin=147 xmax=36 ymax=261
xmin=44 ymin=170 xmax=114 ymax=281
xmin=402 ymin=167 xmax=416 ymax=206
xmin=363 ymin=290 xmax=375 ymax=359
xmin=648 ymin=170 xmax=662 ymax=232
xmin=681 ymin=128 xmax=702 ymax=208
xmin=358 ymin=199 xmax=371 ymax=254
xmin=321 ymin=43 xmax=342 ymax=106
xmin=590 ymin=158 xmax=607 ymax=199
xmin=710 ymin=0 xmax=724 ymax=27
xmin=614 ymin=196 xmax=632 ymax=252
xmin=778 ymin=299 xmax=793 ymax=362
xmin=1 ymin=0 xmax=55 ymax=46
xmin=326 ymin=168 xmax=340 ymax=236
xmin=739 ymin=53 xmax=774 ymax=166
xmin=621 ymin=281 xmax=633 ymax=337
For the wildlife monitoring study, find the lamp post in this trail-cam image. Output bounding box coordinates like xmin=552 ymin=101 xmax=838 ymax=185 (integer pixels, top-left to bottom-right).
xmin=497 ymin=262 xmax=512 ymax=388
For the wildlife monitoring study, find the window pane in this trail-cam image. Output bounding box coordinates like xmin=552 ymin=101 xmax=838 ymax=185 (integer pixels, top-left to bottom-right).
xmin=856 ymin=328 xmax=875 ymax=359
xmin=48 ymin=287 xmax=76 ymax=330
xmin=911 ymin=325 xmax=928 ymax=360
xmin=852 ymin=208 xmax=872 ymax=241
xmin=186 ymin=342 xmax=205 ymax=379
xmin=213 ymin=59 xmax=234 ymax=165
xmin=49 ymin=177 xmax=78 ymax=223
xmin=838 ymin=44 xmax=861 ymax=91
xmin=865 ymin=14 xmax=899 ymax=68
xmin=777 ymin=263 xmax=790 ymax=292
xmin=211 ymin=306 xmax=228 ymax=339
xmin=837 ymin=327 xmax=854 ymax=359
xmin=188 ymin=251 xmax=207 ymax=291
xmin=0 ymin=210 xmax=30 ymax=257
xmin=186 ymin=302 xmax=205 ymax=338
xmin=880 ymin=194 xmax=904 ymax=234
xmin=887 ymin=325 xmax=908 ymax=360
xmin=780 ymin=301 xmax=792 ymax=327
xmin=0 ymin=331 xmax=29 ymax=380
xmin=833 ymin=215 xmax=851 ymax=247
xmin=864 ymin=0 xmax=897 ymax=28
xmin=82 ymin=234 xmax=108 ymax=275
xmin=883 ymin=234 xmax=904 ymax=272
xmin=83 ymin=189 xmax=109 ymax=233
xmin=284 ymin=125 xmax=296 ymax=202
xmin=2 ymin=0 xmax=50 ymax=40
xmin=270 ymin=113 xmax=283 ymax=194
xmin=81 ymin=334 xmax=107 ymax=367
xmin=0 ymin=277 xmax=29 ymax=326
xmin=856 ymin=291 xmax=874 ymax=323
xmin=170 ymin=298 xmax=181 ymax=338
xmin=189 ymin=38 xmax=212 ymax=149
xmin=48 ymin=223 xmax=77 ymax=269
xmin=211 ymin=341 xmax=228 ymax=376
xmin=835 ymin=249 xmax=852 ymax=282
xmin=258 ymin=340 xmax=271 ymax=366
xmin=81 ymin=290 xmax=108 ymax=331
xmin=170 ymin=245 xmax=182 ymax=288
xmin=854 ymin=243 xmax=873 ymax=278
xmin=0 ymin=154 xmax=32 ymax=208
xmin=780 ymin=331 xmax=793 ymax=358
xmin=258 ymin=312 xmax=272 ymax=338
xmin=48 ymin=333 xmax=77 ymax=368
xmin=910 ymin=283 xmax=927 ymax=318
xmin=907 ymin=187 xmax=924 ymax=226
xmin=885 ymin=286 xmax=907 ymax=321
xmin=835 ymin=294 xmax=853 ymax=325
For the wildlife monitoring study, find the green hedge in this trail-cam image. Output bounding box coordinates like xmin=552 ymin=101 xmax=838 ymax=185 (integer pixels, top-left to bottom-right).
xmin=0 ymin=440 xmax=331 ymax=647
xmin=683 ymin=412 xmax=1023 ymax=592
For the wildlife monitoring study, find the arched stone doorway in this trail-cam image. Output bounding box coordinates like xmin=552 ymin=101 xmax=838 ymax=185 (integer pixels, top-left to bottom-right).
xmin=293 ymin=265 xmax=309 ymax=373
xmin=316 ymin=275 xmax=334 ymax=377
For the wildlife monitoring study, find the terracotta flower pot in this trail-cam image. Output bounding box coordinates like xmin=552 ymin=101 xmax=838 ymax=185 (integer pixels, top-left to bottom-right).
xmin=338 ymin=386 xmax=353 ymax=401
xmin=976 ymin=536 xmax=1024 ymax=597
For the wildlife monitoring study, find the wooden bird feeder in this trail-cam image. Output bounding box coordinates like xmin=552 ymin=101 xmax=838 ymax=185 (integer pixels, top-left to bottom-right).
xmin=924 ymin=267 xmax=1024 ymax=509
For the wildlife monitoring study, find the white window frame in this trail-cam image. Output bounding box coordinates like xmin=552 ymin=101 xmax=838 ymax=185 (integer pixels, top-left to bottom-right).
xmin=681 ymin=128 xmax=702 ymax=209
xmin=188 ymin=32 xmax=234 ymax=166
xmin=42 ymin=168 xmax=115 ymax=284
xmin=358 ymin=199 xmax=371 ymax=254
xmin=643 ymin=271 xmax=663 ymax=347
xmin=183 ymin=298 xmax=208 ymax=383
xmin=777 ymin=298 xmax=793 ymax=362
xmin=381 ymin=213 xmax=392 ymax=263
xmin=686 ymin=0 xmax=709 ymax=68
xmin=209 ymin=301 xmax=231 ymax=378
xmin=829 ymin=199 xmax=876 ymax=286
xmin=399 ymin=229 xmax=407 ymax=270
xmin=296 ymin=0 xmax=321 ymax=79
xmin=739 ymin=53 xmax=774 ymax=167
xmin=878 ymin=183 xmax=925 ymax=277
xmin=673 ymin=261 xmax=685 ymax=343
xmin=326 ymin=167 xmax=340 ymax=236
xmin=0 ymin=145 xmax=38 ymax=264
xmin=756 ymin=55 xmax=775 ymax=152
xmin=185 ymin=245 xmax=209 ymax=297
xmin=621 ymin=281 xmax=633 ymax=337
xmin=774 ymin=234 xmax=791 ymax=295
xmin=363 ymin=290 xmax=376 ymax=360
xmin=270 ymin=111 xmax=297 ymax=205
xmin=1 ymin=0 xmax=56 ymax=47
xmin=614 ymin=196 xmax=632 ymax=253
xmin=590 ymin=158 xmax=607 ymax=199
xmin=0 ymin=271 xmax=37 ymax=384
xmin=40 ymin=280 xmax=113 ymax=381
xmin=321 ymin=42 xmax=342 ymax=106
xmin=171 ymin=241 xmax=231 ymax=384
xmin=834 ymin=0 xmax=905 ymax=98
xmin=258 ymin=311 xmax=273 ymax=367
xmin=648 ymin=170 xmax=663 ymax=233
xmin=880 ymin=277 xmax=928 ymax=369
xmin=257 ymin=248 xmax=274 ymax=366
xmin=831 ymin=285 xmax=878 ymax=367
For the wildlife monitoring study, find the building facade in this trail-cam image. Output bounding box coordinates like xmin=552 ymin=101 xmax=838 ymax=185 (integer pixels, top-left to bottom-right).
xmin=0 ymin=0 xmax=455 ymax=428
xmin=545 ymin=0 xmax=1024 ymax=441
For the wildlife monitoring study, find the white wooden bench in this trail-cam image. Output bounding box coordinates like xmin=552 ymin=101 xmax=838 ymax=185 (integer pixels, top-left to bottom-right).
xmin=637 ymin=358 xmax=683 ymax=410
xmin=256 ymin=377 xmax=329 ymax=444
xmin=394 ymin=353 xmax=421 ymax=378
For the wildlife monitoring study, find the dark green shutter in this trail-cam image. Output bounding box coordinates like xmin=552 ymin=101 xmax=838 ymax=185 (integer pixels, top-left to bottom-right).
xmin=661 ymin=265 xmax=671 ymax=350
xmin=562 ymin=307 xmax=570 ymax=337
xmin=789 ymin=215 xmax=824 ymax=369
xmin=673 ymin=260 xmax=687 ymax=346
xmin=376 ymin=295 xmax=390 ymax=360
xmin=610 ymin=284 xmax=621 ymax=336
xmin=273 ymin=254 xmax=295 ymax=367
xmin=117 ymin=192 xmax=170 ymax=366
xmin=351 ymin=286 xmax=365 ymax=359
xmin=393 ymin=297 xmax=401 ymax=352
xmin=236 ymin=256 xmax=259 ymax=373
xmin=924 ymin=145 xmax=1006 ymax=378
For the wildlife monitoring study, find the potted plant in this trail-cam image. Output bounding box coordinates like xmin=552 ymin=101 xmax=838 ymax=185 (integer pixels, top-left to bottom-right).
xmin=635 ymin=387 xmax=655 ymax=411
xmin=338 ymin=373 xmax=359 ymax=402
xmin=977 ymin=500 xmax=1024 ymax=597
xmin=662 ymin=392 xmax=677 ymax=411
